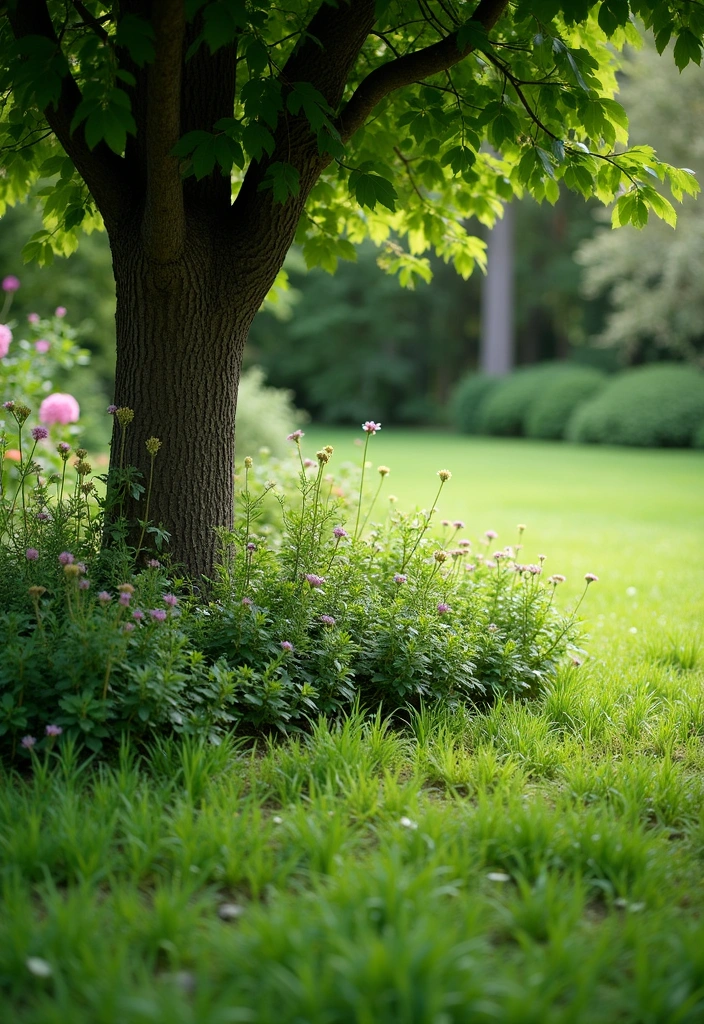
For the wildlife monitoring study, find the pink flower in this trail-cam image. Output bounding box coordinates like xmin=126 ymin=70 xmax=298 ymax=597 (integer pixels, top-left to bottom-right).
xmin=319 ymin=615 xmax=336 ymax=626
xmin=163 ymin=594 xmax=178 ymax=607
xmin=280 ymin=640 xmax=294 ymax=652
xmin=58 ymin=551 xmax=74 ymax=565
xmin=549 ymin=574 xmax=566 ymax=585
xmin=34 ymin=339 xmax=50 ymax=354
xmin=118 ymin=592 xmax=131 ymax=607
xmin=585 ymin=573 xmax=599 ymax=584
xmin=362 ymin=420 xmax=381 ymax=434
xmin=31 ymin=426 xmax=49 ymax=441
xmin=452 ymin=520 xmax=465 ymax=529
xmin=55 ymin=306 xmax=67 ymax=318
xmin=458 ymin=539 xmax=471 ymax=548
xmin=123 ymin=622 xmax=135 ymax=633
xmin=393 ymin=573 xmax=407 ymax=584
xmin=28 ymin=312 xmax=40 ymax=325
xmin=2 ymin=275 xmax=20 ymax=292
xmin=485 ymin=530 xmax=498 ymax=540
xmin=3 ymin=400 xmax=14 ymax=410
xmin=78 ymin=579 xmax=91 ymax=590
xmin=0 ymin=324 xmax=12 ymax=358
xmin=107 ymin=405 xmax=117 ymax=414
xmin=147 ymin=559 xmax=160 ymax=568
xmin=437 ymin=603 xmax=451 ymax=615
xmin=39 ymin=393 xmax=80 ymax=426
xmin=132 ymin=609 xmax=144 ymax=620
xmin=287 ymin=429 xmax=304 ymax=442
xmin=305 ymin=573 xmax=325 ymax=588
xmin=150 ymin=608 xmax=167 ymax=621
xmin=21 ymin=735 xmax=36 ymax=749
xmin=246 ymin=542 xmax=256 ymax=552
xmin=97 ymin=591 xmax=112 ymax=604
xmin=45 ymin=724 xmax=62 ymax=737
xmin=332 ymin=526 xmax=348 ymax=538
xmin=241 ymin=597 xmax=252 ymax=606
xmin=303 ymin=458 xmax=316 ymax=468
xmin=25 ymin=548 xmax=39 ymax=561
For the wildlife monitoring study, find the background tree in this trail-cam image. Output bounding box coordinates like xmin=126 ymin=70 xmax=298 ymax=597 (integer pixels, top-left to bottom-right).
xmin=577 ymin=36 xmax=704 ymax=367
xmin=1 ymin=0 xmax=701 ymax=576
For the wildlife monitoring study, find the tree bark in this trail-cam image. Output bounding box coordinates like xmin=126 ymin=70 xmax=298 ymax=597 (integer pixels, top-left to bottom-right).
xmin=109 ymin=218 xmax=255 ymax=580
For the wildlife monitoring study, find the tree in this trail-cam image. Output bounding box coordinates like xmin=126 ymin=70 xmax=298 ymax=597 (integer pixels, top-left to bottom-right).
xmin=1 ymin=0 xmax=701 ymax=577
xmin=576 ymin=35 xmax=704 ymax=366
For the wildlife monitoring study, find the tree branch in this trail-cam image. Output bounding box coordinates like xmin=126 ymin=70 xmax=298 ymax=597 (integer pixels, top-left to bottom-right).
xmin=6 ymin=0 xmax=131 ymax=233
xmin=143 ymin=0 xmax=185 ymax=262
xmin=337 ymin=0 xmax=510 ymax=141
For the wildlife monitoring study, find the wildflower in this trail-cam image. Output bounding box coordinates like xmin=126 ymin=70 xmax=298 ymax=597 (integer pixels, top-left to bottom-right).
xmin=437 ymin=468 xmax=452 ymax=481
xmin=549 ymin=574 xmax=566 ymax=585
xmin=29 ymin=426 xmax=49 ymax=442
xmin=287 ymin=429 xmax=304 ymax=442
xmin=393 ymin=573 xmax=407 ymax=584
xmin=246 ymin=542 xmax=256 ymax=552
xmin=362 ymin=420 xmax=381 ymax=434
xmin=538 ymin=553 xmax=546 ymax=564
xmin=78 ymin=579 xmax=91 ymax=590
xmin=378 ymin=465 xmax=390 ymax=477
xmin=243 ymin=455 xmax=253 ymax=468
xmin=0 ymin=325 xmax=11 ymax=358
xmin=3 ymin=400 xmax=15 ymax=410
xmin=13 ymin=403 xmax=31 ymax=425
xmin=107 ymin=404 xmax=117 ymax=414
xmin=28 ymin=585 xmax=46 ymax=599
xmin=75 ymin=448 xmax=87 ymax=459
xmin=388 ymin=494 xmax=398 ymax=503
xmin=320 ymin=615 xmax=336 ymax=626
xmin=57 ymin=442 xmax=71 ymax=460
xmin=147 ymin=559 xmax=161 ymax=568
xmin=437 ymin=603 xmax=451 ymax=615
xmin=572 ymin=656 xmax=583 ymax=667
xmin=316 ymin=449 xmax=330 ymax=464
xmin=45 ymin=725 xmax=62 ymax=737
xmin=25 ymin=548 xmax=39 ymax=561
xmin=585 ymin=573 xmax=599 ymax=584
xmin=493 ymin=551 xmax=506 ymax=561
xmin=305 ymin=573 xmax=325 ymax=588
xmin=39 ymin=393 xmax=80 ymax=426
xmin=145 ymin=436 xmax=162 ymax=456
xmin=34 ymin=339 xmax=50 ymax=354
xmin=399 ymin=816 xmax=417 ymax=829
xmin=64 ymin=563 xmax=80 ymax=578
xmin=58 ymin=551 xmax=74 ymax=565
xmin=150 ymin=608 xmax=167 ymax=621
xmin=81 ymin=481 xmax=94 ymax=495
xmin=163 ymin=594 xmax=178 ymax=607
xmin=28 ymin=312 xmax=40 ymax=325
xmin=458 ymin=539 xmax=471 ymax=548
xmin=441 ymin=519 xmax=450 ymax=527
xmin=132 ymin=609 xmax=144 ymax=620
xmin=124 ymin=622 xmax=135 ymax=633
xmin=332 ymin=526 xmax=348 ymax=538
xmin=487 ymin=872 xmax=511 ymax=883
xmin=485 ymin=529 xmax=498 ymax=540
xmin=452 ymin=520 xmax=465 ymax=529
xmin=280 ymin=640 xmax=294 ymax=652
xmin=2 ymin=275 xmax=20 ymax=292
xmin=118 ymin=591 xmax=131 ymax=607
xmin=26 ymin=957 xmax=52 ymax=978
xmin=450 ymin=549 xmax=463 ymax=560
xmin=241 ymin=597 xmax=252 ymax=606
xmin=434 ymin=550 xmax=447 ymax=563
xmin=115 ymin=407 xmax=134 ymax=427
xmin=97 ymin=591 xmax=112 ymax=604
xmin=76 ymin=562 xmax=87 ymax=574
xmin=36 ymin=511 xmax=50 ymax=522
xmin=488 ymin=623 xmax=498 ymax=632
xmin=527 ymin=564 xmax=542 ymax=575
xmin=465 ymin=564 xmax=476 ymax=572
xmin=303 ymin=458 xmax=316 ymax=468
xmin=21 ymin=736 xmax=36 ymax=749
xmin=55 ymin=306 xmax=67 ymax=317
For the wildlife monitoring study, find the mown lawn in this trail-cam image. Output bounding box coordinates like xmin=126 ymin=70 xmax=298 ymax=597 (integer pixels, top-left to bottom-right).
xmin=2 ymin=434 xmax=704 ymax=1024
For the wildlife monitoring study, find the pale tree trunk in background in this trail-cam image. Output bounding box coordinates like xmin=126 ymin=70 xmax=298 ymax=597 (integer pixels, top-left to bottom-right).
xmin=480 ymin=202 xmax=515 ymax=376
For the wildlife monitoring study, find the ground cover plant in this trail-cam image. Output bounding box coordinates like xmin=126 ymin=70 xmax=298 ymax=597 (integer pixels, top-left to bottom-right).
xmin=1 ymin=434 xmax=703 ymax=1023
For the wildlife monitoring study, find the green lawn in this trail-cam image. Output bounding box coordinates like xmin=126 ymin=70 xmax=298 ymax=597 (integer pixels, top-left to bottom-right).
xmin=3 ymin=434 xmax=704 ymax=1023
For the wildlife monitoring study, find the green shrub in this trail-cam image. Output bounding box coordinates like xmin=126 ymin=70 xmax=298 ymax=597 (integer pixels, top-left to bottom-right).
xmin=449 ymin=373 xmax=499 ymax=433
xmin=477 ymin=364 xmax=574 ymax=437
xmin=692 ymin=420 xmax=704 ymax=449
xmin=525 ymin=367 xmax=606 ymax=440
xmin=567 ymin=364 xmax=704 ymax=447
xmin=235 ymin=366 xmax=308 ymax=458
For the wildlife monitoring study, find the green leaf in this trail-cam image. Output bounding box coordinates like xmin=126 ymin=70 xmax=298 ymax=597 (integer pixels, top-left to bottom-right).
xmin=115 ymin=14 xmax=156 ymax=67
xmin=241 ymin=122 xmax=275 ymax=160
xmin=350 ymin=172 xmax=397 ymax=212
xmin=258 ymin=162 xmax=300 ymax=203
xmin=673 ymin=29 xmax=702 ymax=71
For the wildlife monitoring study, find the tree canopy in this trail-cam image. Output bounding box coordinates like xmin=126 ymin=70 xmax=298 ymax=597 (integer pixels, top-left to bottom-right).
xmin=1 ymin=0 xmax=702 ymax=291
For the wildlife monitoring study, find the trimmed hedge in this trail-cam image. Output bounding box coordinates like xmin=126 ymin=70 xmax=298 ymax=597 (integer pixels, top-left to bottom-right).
xmin=450 ymin=373 xmax=499 ymax=433
xmin=567 ymin=364 xmax=704 ymax=448
xmin=475 ymin=364 xmax=604 ymax=438
xmin=525 ymin=366 xmax=606 ymax=440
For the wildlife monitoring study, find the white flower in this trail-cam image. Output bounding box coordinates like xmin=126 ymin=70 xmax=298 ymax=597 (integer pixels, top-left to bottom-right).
xmin=26 ymin=957 xmax=52 ymax=978
xmin=486 ymin=871 xmax=511 ymax=883
xmin=399 ymin=816 xmax=418 ymax=830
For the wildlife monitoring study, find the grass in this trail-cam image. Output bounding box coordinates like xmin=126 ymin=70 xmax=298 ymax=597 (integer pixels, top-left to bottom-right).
xmin=3 ymin=433 xmax=704 ymax=1023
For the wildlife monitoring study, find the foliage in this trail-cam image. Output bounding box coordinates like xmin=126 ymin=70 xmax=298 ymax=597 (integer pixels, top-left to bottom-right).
xmin=235 ymin=366 xmax=308 ymax=458
xmin=567 ymin=363 xmax=704 ymax=447
xmin=1 ymin=1 xmax=701 ymax=284
xmin=475 ymin=363 xmax=575 ymax=436
xmin=576 ymin=36 xmax=704 ymax=366
xmin=450 ymin=373 xmax=500 ymax=434
xmin=0 ymin=418 xmax=590 ymax=755
xmin=524 ymin=365 xmax=606 ymax=439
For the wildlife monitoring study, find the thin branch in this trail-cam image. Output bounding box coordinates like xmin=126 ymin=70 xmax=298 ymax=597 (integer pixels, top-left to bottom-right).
xmin=337 ymin=0 xmax=510 ymax=141
xmin=143 ymin=0 xmax=185 ymax=262
xmin=70 ymin=0 xmax=110 ymax=44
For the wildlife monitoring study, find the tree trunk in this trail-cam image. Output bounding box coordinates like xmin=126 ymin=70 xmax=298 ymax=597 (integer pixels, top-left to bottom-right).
xmin=480 ymin=202 xmax=515 ymax=376
xmin=109 ymin=222 xmax=257 ymax=580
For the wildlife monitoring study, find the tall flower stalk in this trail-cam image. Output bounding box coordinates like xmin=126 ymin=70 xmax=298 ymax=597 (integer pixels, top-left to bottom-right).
xmin=353 ymin=421 xmax=381 ymax=542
